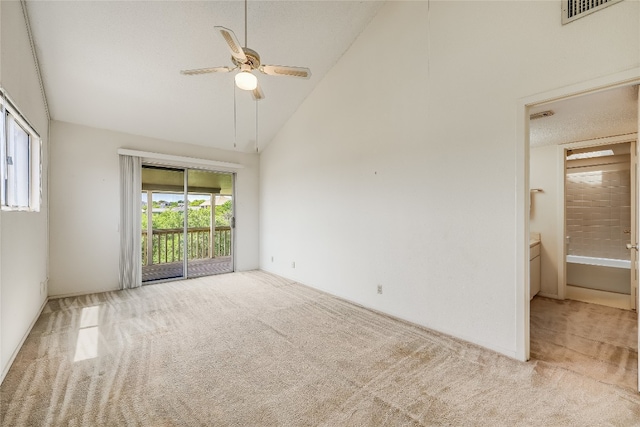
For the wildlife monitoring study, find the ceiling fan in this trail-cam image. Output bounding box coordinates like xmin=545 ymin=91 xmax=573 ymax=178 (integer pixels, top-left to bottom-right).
xmin=180 ymin=0 xmax=311 ymax=101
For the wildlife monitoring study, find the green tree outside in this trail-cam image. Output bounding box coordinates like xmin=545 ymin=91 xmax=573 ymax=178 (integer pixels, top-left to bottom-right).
xmin=141 ymin=199 xmax=233 ymax=264
xmin=142 ymin=200 xmax=232 ymax=230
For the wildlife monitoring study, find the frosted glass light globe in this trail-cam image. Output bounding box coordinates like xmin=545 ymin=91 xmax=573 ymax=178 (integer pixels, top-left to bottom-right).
xmin=235 ymin=71 xmax=257 ymax=91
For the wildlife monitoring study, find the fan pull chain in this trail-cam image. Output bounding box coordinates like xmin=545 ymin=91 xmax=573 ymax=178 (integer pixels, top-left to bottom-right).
xmin=426 ymin=0 xmax=431 ymax=80
xmin=255 ymin=98 xmax=259 ymax=152
xmin=233 ymin=84 xmax=237 ymax=149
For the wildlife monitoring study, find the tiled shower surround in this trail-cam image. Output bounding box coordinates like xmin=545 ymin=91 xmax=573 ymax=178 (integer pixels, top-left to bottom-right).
xmin=566 ymin=168 xmax=631 ymax=261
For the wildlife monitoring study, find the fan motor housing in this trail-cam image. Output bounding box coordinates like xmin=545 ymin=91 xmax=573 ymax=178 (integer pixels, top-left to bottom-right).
xmin=232 ymin=48 xmax=261 ymax=69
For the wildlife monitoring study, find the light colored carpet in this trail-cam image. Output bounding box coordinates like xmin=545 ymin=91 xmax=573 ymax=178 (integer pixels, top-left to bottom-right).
xmin=531 ymin=296 xmax=638 ymax=391
xmin=1 ymin=271 xmax=639 ymax=426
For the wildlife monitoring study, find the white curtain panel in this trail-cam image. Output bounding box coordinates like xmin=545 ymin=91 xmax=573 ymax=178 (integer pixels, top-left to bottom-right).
xmin=119 ymin=154 xmax=142 ymax=289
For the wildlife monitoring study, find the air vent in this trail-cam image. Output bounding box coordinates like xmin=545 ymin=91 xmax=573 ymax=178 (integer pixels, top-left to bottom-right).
xmin=563 ymin=0 xmax=624 ymax=24
xmin=529 ymin=110 xmax=555 ymax=120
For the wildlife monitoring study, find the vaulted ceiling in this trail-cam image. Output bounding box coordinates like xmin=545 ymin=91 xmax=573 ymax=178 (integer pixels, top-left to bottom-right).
xmin=24 ymin=1 xmax=638 ymax=153
xmin=25 ymin=1 xmax=384 ymax=153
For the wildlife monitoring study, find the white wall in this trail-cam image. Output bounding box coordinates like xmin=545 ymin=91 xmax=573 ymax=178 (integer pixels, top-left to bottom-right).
xmin=49 ymin=121 xmax=259 ymax=297
xmin=260 ymin=1 xmax=640 ymax=357
xmin=530 ymin=145 xmax=562 ymax=298
xmin=1 ymin=1 xmax=50 ymax=380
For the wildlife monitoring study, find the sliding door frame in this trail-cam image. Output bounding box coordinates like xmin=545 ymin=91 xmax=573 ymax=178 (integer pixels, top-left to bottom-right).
xmin=182 ymin=169 xmax=189 ymax=276
xmin=141 ymin=162 xmax=236 ymax=284
xmin=141 ymin=164 xmax=187 ymax=283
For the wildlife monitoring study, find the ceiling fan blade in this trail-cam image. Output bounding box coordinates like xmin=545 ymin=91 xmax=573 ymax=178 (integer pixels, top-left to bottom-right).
xmin=214 ymin=26 xmax=247 ymax=63
xmin=251 ymin=84 xmax=265 ymax=101
xmin=260 ymin=65 xmax=311 ymax=79
xmin=180 ymin=66 xmax=232 ymax=75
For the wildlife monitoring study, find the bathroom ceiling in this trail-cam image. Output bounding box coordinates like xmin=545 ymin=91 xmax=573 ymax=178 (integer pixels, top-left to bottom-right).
xmin=529 ymin=85 xmax=638 ymax=147
xmin=24 ymin=1 xmax=384 ymax=153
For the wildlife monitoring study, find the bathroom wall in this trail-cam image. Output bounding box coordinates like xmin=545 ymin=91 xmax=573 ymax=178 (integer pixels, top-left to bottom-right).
xmin=566 ymin=162 xmax=631 ymax=260
xmin=530 ymin=145 xmax=562 ymax=298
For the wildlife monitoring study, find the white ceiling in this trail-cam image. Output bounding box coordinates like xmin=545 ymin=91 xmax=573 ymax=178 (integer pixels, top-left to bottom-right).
xmin=25 ymin=0 xmax=384 ymax=153
xmin=530 ymin=85 xmax=638 ymax=147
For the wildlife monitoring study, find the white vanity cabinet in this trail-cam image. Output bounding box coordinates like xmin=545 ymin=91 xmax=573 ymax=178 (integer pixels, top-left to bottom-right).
xmin=530 ymin=242 xmax=541 ymax=299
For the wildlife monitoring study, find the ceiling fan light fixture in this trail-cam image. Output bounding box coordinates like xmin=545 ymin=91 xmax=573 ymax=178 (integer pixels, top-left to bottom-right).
xmin=235 ymin=70 xmax=257 ymax=91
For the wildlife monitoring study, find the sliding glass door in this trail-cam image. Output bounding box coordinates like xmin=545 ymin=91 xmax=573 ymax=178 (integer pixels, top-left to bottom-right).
xmin=141 ymin=167 xmax=186 ymax=282
xmin=186 ymin=169 xmax=234 ymax=278
xmin=141 ymin=165 xmax=234 ymax=283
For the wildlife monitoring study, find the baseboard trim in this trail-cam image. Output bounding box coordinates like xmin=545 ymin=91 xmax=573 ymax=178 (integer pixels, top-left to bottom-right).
xmin=257 ymin=269 xmax=519 ymax=360
xmin=537 ymin=292 xmax=560 ymax=300
xmin=566 ymin=285 xmax=632 ymax=310
xmin=48 ymin=287 xmax=119 ymax=300
xmin=1 ymin=296 xmax=48 ymax=385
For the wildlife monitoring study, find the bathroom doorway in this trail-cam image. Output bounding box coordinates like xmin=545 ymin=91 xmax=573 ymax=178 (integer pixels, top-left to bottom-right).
xmin=564 ymin=141 xmax=637 ymax=310
xmin=527 ymin=82 xmax=639 ymax=392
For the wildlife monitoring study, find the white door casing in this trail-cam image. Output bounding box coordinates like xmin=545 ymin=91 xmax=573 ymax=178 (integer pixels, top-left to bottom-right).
xmin=519 ymin=68 xmax=640 ymax=363
xmin=637 ymin=87 xmax=640 ymax=394
xmin=631 ymin=140 xmax=638 ymax=313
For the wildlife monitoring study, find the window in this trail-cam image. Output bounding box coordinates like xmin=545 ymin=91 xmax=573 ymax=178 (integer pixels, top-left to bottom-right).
xmin=0 ymin=91 xmax=41 ymax=211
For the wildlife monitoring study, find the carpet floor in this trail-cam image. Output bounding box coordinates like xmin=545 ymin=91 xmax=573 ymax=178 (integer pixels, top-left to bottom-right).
xmin=1 ymin=271 xmax=639 ymax=426
xmin=530 ymin=296 xmax=638 ymax=391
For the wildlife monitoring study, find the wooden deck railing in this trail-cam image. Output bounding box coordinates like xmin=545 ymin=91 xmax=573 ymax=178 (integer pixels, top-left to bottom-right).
xmin=142 ymin=226 xmax=231 ymax=266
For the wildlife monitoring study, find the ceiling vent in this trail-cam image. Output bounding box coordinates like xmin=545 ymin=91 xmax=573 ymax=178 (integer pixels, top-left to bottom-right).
xmin=563 ymin=0 xmax=624 ymax=24
xmin=530 ymin=110 xmax=555 ymax=120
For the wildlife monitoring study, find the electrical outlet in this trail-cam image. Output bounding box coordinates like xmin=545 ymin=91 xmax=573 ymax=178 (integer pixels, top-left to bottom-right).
xmin=40 ymin=281 xmax=45 ymax=295
xmin=291 ymin=261 xmax=296 ymax=268
xmin=377 ymin=284 xmax=383 ymax=294
xmin=271 ymin=256 xmax=274 ymax=262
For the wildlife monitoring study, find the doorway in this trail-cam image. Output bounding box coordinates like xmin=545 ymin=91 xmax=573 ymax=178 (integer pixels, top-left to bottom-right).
xmin=527 ymin=83 xmax=639 ymax=391
xmin=141 ymin=165 xmax=235 ymax=283
xmin=564 ymin=141 xmax=637 ymax=310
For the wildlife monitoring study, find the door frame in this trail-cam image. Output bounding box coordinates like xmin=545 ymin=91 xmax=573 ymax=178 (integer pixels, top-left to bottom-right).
xmin=516 ymin=67 xmax=640 ymax=370
xmin=230 ymin=172 xmax=237 ymax=273
xmin=141 ymin=165 xmax=188 ymax=282
xmin=558 ymin=137 xmax=637 ymax=310
xmin=140 ymin=162 xmax=237 ymax=283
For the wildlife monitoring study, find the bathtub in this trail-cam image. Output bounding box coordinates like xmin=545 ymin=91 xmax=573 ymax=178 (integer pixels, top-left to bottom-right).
xmin=566 ymin=255 xmax=630 ymax=295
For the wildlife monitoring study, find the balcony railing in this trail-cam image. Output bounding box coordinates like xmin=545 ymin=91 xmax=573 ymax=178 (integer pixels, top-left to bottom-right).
xmin=141 ymin=226 xmax=231 ymax=266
